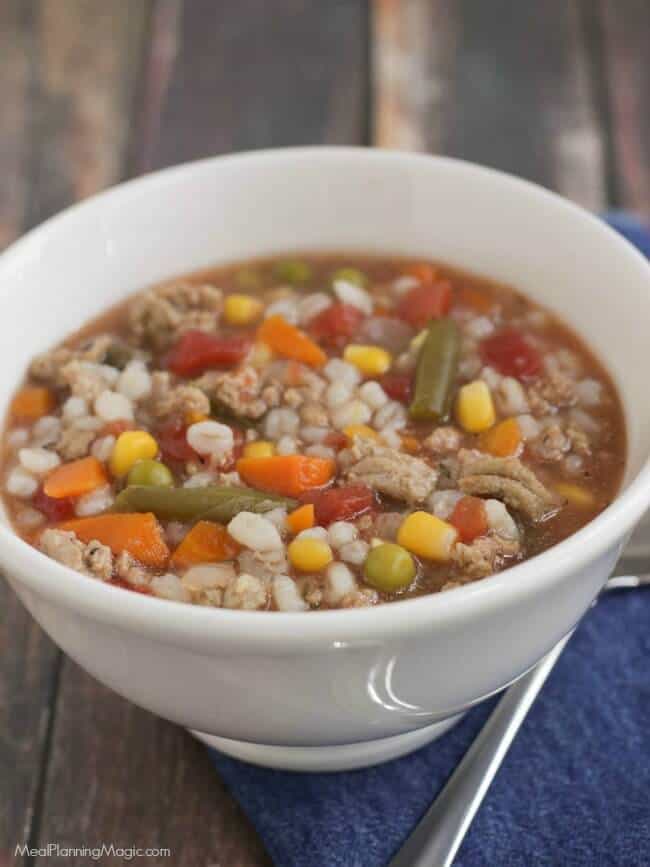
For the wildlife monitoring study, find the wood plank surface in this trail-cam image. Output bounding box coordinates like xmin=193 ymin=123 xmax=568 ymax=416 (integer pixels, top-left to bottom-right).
xmin=373 ymin=0 xmax=606 ymax=209
xmin=599 ymin=0 xmax=650 ymax=214
xmin=0 ymin=4 xmax=57 ymax=863
xmin=0 ymin=2 xmax=150 ymax=865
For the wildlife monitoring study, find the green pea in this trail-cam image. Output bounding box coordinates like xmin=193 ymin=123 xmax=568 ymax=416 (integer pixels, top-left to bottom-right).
xmin=127 ymin=459 xmax=174 ymax=488
xmin=235 ymin=267 xmax=262 ymax=291
xmin=273 ymin=259 xmax=312 ymax=286
xmin=331 ymin=267 xmax=368 ymax=288
xmin=363 ymin=543 xmax=416 ymax=593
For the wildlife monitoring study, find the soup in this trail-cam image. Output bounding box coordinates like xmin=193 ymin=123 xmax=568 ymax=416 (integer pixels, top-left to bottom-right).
xmin=0 ymin=255 xmax=626 ymax=610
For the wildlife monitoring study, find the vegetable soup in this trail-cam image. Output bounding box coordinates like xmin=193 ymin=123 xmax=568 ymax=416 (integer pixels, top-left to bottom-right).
xmin=0 ymin=255 xmax=626 ymax=610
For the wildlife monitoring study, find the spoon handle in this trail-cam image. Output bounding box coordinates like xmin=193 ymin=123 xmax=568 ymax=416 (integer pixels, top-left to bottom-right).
xmin=388 ymin=632 xmax=573 ymax=867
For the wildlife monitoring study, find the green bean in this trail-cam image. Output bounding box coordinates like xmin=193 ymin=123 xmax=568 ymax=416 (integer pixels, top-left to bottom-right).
xmin=113 ymin=485 xmax=296 ymax=523
xmin=409 ymin=318 xmax=460 ymax=422
xmin=331 ymin=267 xmax=368 ymax=288
xmin=273 ymin=259 xmax=312 ymax=286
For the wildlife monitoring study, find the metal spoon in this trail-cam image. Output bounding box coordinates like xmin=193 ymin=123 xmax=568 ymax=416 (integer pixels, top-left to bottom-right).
xmin=389 ymin=573 xmax=650 ymax=867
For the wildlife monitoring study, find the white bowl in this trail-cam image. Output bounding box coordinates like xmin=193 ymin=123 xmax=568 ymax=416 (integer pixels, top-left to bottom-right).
xmin=1 ymin=148 xmax=649 ymax=772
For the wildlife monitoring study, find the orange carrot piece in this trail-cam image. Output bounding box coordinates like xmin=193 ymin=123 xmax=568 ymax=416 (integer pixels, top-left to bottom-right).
xmin=400 ymin=435 xmax=420 ymax=455
xmin=43 ymin=457 xmax=108 ymax=500
xmin=257 ymin=315 xmax=327 ymax=368
xmin=479 ymin=417 xmax=522 ymax=457
xmin=10 ymin=386 xmax=55 ymax=420
xmin=171 ymin=521 xmax=240 ymax=569
xmin=286 ymin=503 xmax=315 ymax=535
xmin=58 ymin=512 xmax=169 ymax=567
xmin=236 ymin=455 xmax=335 ymax=498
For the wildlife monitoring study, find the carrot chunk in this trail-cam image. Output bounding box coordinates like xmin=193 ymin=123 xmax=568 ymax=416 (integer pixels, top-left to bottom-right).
xmin=236 ymin=455 xmax=335 ymax=498
xmin=11 ymin=386 xmax=55 ymax=420
xmin=58 ymin=513 xmax=169 ymax=567
xmin=257 ymin=315 xmax=327 ymax=367
xmin=286 ymin=503 xmax=315 ymax=535
xmin=479 ymin=417 xmax=523 ymax=457
xmin=43 ymin=457 xmax=108 ymax=500
xmin=171 ymin=520 xmax=240 ymax=569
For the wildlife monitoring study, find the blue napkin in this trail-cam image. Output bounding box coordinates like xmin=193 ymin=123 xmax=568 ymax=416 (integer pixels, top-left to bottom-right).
xmin=209 ymin=215 xmax=650 ymax=867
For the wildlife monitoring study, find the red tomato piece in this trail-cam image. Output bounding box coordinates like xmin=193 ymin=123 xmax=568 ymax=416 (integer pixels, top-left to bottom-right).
xmin=480 ymin=329 xmax=542 ymax=381
xmin=308 ymin=303 xmax=365 ymax=346
xmin=396 ymin=280 xmax=453 ymax=328
xmin=300 ymin=484 xmax=376 ymax=526
xmin=157 ymin=417 xmax=198 ymax=463
xmin=32 ymin=486 xmax=76 ymax=522
xmin=450 ymin=496 xmax=488 ymax=543
xmin=379 ymin=373 xmax=413 ymax=403
xmin=165 ymin=330 xmax=253 ymax=376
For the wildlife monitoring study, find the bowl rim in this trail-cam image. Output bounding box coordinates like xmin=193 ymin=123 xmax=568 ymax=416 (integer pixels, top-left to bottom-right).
xmin=1 ymin=145 xmax=649 ymax=650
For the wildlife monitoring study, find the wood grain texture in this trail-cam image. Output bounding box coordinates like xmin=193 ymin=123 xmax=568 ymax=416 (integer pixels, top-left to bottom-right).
xmin=0 ymin=2 xmax=150 ymax=865
xmin=600 ymin=0 xmax=650 ymax=214
xmin=372 ymin=0 xmax=606 ymax=209
xmin=138 ymin=0 xmax=368 ymax=172
xmin=0 ymin=5 xmax=61 ymax=865
xmin=33 ymin=663 xmax=270 ymax=867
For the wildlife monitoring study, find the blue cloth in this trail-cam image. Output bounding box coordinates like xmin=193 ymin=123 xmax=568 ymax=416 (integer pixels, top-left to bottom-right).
xmin=209 ymin=216 xmax=650 ymax=867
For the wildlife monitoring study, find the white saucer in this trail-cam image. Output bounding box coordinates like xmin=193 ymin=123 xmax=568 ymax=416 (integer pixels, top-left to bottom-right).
xmin=191 ymin=714 xmax=464 ymax=773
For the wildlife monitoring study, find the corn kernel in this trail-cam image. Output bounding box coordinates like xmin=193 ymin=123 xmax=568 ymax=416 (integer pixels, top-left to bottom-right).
xmin=456 ymin=380 xmax=496 ymax=433
xmin=343 ymin=344 xmax=393 ymax=377
xmin=554 ymin=481 xmax=595 ymax=509
xmin=343 ymin=424 xmax=379 ymax=442
xmin=185 ymin=410 xmax=209 ymax=426
xmin=223 ymin=293 xmax=264 ymax=326
xmin=288 ymin=538 xmax=333 ymax=572
xmin=243 ymin=440 xmax=276 ymax=459
xmin=397 ymin=511 xmax=458 ymax=561
xmin=110 ymin=430 xmax=158 ymax=477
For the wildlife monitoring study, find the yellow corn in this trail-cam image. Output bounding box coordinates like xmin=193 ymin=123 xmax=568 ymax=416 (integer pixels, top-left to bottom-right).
xmin=110 ymin=430 xmax=158 ymax=477
xmin=343 ymin=344 xmax=393 ymax=377
xmin=185 ymin=410 xmax=209 ymax=426
xmin=243 ymin=440 xmax=276 ymax=459
xmin=288 ymin=538 xmax=333 ymax=572
xmin=456 ymin=380 xmax=496 ymax=433
xmin=397 ymin=511 xmax=458 ymax=562
xmin=554 ymin=481 xmax=595 ymax=509
xmin=223 ymin=293 xmax=264 ymax=326
xmin=344 ymin=424 xmax=379 ymax=443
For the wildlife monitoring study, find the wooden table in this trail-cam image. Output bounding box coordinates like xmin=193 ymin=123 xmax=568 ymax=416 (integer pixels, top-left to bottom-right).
xmin=1 ymin=2 xmax=648 ymax=864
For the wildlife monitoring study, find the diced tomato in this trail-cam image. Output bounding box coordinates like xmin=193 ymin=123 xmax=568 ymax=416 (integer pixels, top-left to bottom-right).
xmin=396 ymin=280 xmax=453 ymax=328
xmin=380 ymin=373 xmax=413 ymax=403
xmin=300 ymin=483 xmax=376 ymax=526
xmin=157 ymin=417 xmax=198 ymax=463
xmin=308 ymin=303 xmax=365 ymax=346
xmin=165 ymin=330 xmax=253 ymax=376
xmin=450 ymin=496 xmax=488 ymax=543
xmin=323 ymin=431 xmax=349 ymax=452
xmin=480 ymin=329 xmax=542 ymax=381
xmin=32 ymin=487 xmax=76 ymax=522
